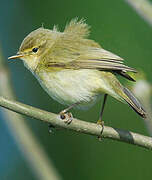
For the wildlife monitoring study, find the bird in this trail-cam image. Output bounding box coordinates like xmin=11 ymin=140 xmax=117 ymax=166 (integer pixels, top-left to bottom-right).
xmin=8 ymin=18 xmax=146 ymax=125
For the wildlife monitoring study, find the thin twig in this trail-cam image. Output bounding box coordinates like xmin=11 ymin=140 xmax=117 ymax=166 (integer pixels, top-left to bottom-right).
xmin=0 ymin=96 xmax=152 ymax=150
xmin=125 ymin=0 xmax=152 ymax=26
xmin=132 ymin=80 xmax=152 ymax=135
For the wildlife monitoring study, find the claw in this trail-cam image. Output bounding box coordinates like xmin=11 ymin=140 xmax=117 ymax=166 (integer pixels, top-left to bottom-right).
xmin=59 ymin=111 xmax=73 ymax=124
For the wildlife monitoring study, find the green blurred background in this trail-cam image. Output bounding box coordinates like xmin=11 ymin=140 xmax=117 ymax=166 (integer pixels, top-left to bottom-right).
xmin=0 ymin=0 xmax=152 ymax=179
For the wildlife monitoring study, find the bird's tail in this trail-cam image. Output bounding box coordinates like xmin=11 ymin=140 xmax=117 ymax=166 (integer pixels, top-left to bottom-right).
xmin=122 ymin=87 xmax=146 ymax=118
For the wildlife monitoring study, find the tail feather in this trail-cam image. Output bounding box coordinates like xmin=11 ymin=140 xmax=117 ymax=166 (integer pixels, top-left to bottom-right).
xmin=123 ymin=87 xmax=146 ymax=118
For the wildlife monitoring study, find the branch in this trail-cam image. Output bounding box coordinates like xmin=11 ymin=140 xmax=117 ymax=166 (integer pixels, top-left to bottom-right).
xmin=125 ymin=0 xmax=152 ymax=26
xmin=0 ymin=96 xmax=152 ymax=150
xmin=132 ymin=80 xmax=152 ymax=135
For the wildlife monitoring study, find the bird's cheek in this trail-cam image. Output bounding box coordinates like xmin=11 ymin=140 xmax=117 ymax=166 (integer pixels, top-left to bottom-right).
xmin=23 ymin=56 xmax=39 ymax=72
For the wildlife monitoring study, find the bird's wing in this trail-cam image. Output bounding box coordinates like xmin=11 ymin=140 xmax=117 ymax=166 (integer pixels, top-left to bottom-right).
xmin=46 ymin=46 xmax=136 ymax=73
xmin=44 ymin=19 xmax=136 ymax=74
xmin=69 ymin=48 xmax=136 ymax=72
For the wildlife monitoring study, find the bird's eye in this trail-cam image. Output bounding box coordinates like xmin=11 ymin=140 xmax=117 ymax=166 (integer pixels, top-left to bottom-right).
xmin=32 ymin=47 xmax=39 ymax=53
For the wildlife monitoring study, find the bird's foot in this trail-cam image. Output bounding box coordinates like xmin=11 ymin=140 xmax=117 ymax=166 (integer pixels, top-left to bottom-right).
xmin=59 ymin=110 xmax=73 ymax=124
xmin=97 ymin=120 xmax=104 ymax=141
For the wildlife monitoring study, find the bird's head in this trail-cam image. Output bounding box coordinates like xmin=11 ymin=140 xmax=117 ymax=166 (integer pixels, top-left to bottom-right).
xmin=8 ymin=27 xmax=57 ymax=72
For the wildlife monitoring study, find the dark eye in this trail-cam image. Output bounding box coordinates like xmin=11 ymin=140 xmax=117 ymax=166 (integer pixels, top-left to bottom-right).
xmin=32 ymin=47 xmax=39 ymax=53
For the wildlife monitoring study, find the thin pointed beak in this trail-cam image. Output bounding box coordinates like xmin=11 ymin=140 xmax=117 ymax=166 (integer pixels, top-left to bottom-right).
xmin=8 ymin=54 xmax=24 ymax=60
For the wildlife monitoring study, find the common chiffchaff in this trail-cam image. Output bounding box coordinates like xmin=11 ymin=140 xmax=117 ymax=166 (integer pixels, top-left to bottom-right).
xmin=9 ymin=18 xmax=146 ymax=123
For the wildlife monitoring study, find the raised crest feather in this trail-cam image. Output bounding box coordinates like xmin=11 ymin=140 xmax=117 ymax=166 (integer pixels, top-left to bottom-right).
xmin=64 ymin=18 xmax=90 ymax=38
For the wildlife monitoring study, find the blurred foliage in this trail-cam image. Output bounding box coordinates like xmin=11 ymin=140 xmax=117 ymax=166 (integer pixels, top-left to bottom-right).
xmin=0 ymin=0 xmax=152 ymax=179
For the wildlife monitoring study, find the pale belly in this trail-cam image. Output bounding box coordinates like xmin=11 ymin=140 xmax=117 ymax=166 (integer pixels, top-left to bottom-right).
xmin=35 ymin=69 xmax=117 ymax=108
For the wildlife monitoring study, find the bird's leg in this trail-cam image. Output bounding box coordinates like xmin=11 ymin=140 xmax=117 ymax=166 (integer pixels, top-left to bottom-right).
xmin=98 ymin=94 xmax=108 ymax=124
xmin=97 ymin=94 xmax=108 ymax=138
xmin=60 ymin=102 xmax=80 ymax=124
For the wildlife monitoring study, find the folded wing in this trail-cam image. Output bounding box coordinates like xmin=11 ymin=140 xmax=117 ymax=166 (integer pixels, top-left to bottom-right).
xmin=44 ymin=19 xmax=136 ymax=81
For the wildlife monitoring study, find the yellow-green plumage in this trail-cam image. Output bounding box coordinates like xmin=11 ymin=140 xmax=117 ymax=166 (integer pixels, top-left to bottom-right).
xmin=9 ymin=18 xmax=146 ymax=118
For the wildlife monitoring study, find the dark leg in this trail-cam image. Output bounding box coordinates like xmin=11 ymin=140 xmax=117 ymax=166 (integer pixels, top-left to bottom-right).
xmin=60 ymin=102 xmax=80 ymax=124
xmin=99 ymin=94 xmax=108 ymax=122
xmin=97 ymin=94 xmax=108 ymax=138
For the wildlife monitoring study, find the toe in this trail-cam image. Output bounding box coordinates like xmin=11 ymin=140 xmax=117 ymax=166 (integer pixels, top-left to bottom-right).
xmin=59 ymin=111 xmax=73 ymax=124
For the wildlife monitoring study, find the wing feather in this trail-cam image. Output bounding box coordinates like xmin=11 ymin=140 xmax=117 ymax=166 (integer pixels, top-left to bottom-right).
xmin=43 ymin=19 xmax=136 ymax=75
xmin=46 ymin=47 xmax=136 ymax=73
